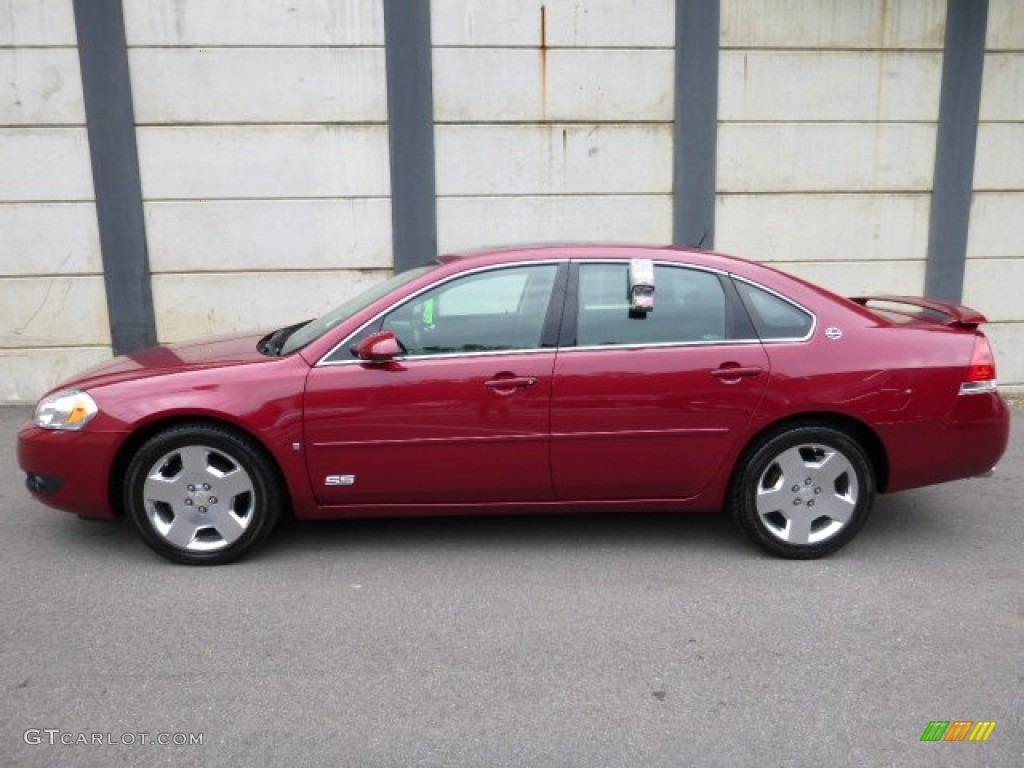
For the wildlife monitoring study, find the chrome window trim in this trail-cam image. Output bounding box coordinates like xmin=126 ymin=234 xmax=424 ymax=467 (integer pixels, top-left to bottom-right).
xmin=316 ymin=260 xmax=566 ymax=367
xmin=315 ymin=257 xmax=819 ymax=367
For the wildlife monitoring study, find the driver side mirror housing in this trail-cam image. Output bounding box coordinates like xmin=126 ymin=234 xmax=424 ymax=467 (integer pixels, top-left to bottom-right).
xmin=353 ymin=330 xmax=406 ymax=362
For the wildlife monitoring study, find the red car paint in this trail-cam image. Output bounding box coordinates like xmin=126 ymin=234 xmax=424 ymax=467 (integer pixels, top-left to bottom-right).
xmin=17 ymin=245 xmax=1010 ymax=525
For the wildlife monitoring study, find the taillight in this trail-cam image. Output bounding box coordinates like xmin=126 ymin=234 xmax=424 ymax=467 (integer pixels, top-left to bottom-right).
xmin=960 ymin=335 xmax=998 ymax=395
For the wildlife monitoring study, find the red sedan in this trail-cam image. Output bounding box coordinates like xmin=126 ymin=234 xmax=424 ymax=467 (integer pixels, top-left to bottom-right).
xmin=18 ymin=246 xmax=1009 ymax=564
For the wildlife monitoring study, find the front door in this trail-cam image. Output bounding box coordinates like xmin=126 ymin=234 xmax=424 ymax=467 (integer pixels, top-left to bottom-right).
xmin=304 ymin=262 xmax=564 ymax=506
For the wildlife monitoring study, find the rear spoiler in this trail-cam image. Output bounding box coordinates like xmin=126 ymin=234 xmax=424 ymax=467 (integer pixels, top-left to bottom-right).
xmin=849 ymin=295 xmax=988 ymax=328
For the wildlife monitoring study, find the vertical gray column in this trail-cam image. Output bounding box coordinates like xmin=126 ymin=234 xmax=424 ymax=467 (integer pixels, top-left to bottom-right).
xmin=673 ymin=0 xmax=720 ymax=249
xmin=383 ymin=0 xmax=438 ymax=272
xmin=925 ymin=0 xmax=988 ymax=302
xmin=73 ymin=0 xmax=157 ymax=353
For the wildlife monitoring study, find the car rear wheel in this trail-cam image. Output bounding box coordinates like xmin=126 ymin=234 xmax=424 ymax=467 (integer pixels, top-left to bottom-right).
xmin=731 ymin=424 xmax=874 ymax=559
xmin=123 ymin=423 xmax=283 ymax=565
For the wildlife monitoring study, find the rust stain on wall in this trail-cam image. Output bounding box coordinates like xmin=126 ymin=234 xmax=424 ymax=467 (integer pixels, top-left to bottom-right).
xmin=540 ymin=4 xmax=548 ymax=119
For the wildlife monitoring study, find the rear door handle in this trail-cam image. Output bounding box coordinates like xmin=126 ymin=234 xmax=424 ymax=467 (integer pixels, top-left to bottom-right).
xmin=485 ymin=376 xmax=537 ymax=390
xmin=711 ymin=365 xmax=763 ymax=380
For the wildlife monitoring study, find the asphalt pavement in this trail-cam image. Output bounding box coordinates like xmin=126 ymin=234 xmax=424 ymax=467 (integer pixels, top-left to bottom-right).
xmin=1 ymin=404 xmax=1021 ymax=767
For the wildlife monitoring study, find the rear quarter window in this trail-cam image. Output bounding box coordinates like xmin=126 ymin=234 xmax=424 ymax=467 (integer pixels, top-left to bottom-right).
xmin=734 ymin=279 xmax=814 ymax=341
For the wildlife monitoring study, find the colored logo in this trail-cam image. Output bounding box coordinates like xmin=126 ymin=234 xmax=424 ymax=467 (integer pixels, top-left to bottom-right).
xmin=920 ymin=720 xmax=997 ymax=742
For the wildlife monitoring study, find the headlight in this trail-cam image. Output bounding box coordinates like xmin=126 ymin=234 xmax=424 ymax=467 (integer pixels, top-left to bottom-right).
xmin=34 ymin=390 xmax=99 ymax=431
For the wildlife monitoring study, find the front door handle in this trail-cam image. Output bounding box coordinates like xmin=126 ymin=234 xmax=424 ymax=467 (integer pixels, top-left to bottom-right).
xmin=485 ymin=376 xmax=537 ymax=391
xmin=711 ymin=365 xmax=763 ymax=381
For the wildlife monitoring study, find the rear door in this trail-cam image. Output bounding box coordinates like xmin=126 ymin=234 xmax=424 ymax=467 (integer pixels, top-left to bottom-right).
xmin=550 ymin=261 xmax=770 ymax=500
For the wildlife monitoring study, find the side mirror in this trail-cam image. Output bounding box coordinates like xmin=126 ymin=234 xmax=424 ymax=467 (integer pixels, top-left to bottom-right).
xmin=353 ymin=330 xmax=406 ymax=362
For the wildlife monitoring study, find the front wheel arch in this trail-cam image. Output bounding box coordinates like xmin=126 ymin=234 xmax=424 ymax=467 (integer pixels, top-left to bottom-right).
xmin=109 ymin=415 xmax=292 ymax=521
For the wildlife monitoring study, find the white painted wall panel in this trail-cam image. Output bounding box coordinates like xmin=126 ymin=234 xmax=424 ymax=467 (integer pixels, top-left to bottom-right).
xmin=436 ymin=124 xmax=672 ymax=196
xmin=123 ymin=0 xmax=384 ymax=46
xmin=767 ymin=259 xmax=925 ymax=297
xmin=431 ymin=0 xmax=673 ymax=48
xmin=152 ymin=270 xmax=390 ymax=343
xmin=717 ymin=124 xmax=936 ymax=193
xmin=145 ymin=199 xmax=392 ymax=272
xmin=963 ymin=259 xmax=1024 ymax=323
xmin=0 ymin=346 xmax=113 ymax=403
xmin=128 ymin=48 xmax=386 ymax=125
xmin=0 ymin=203 xmax=102 ymax=275
xmin=987 ymin=0 xmax=1024 ymax=51
xmin=716 ymin=193 xmax=930 ymax=262
xmin=0 ymin=0 xmax=77 ymax=46
xmin=0 ymin=49 xmax=85 ymax=126
xmin=967 ymin=193 xmax=1024 ymax=258
xmin=433 ymin=48 xmax=673 ymax=123
xmin=973 ymin=124 xmax=1024 ymax=190
xmin=983 ymin=323 xmax=1024 ymax=386
xmin=979 ymin=53 xmax=1024 ymax=122
xmin=721 ymin=0 xmax=946 ymax=50
xmin=437 ymin=194 xmax=672 ymax=252
xmin=136 ymin=126 xmax=390 ymax=199
xmin=719 ymin=51 xmax=942 ymax=122
xmin=0 ymin=128 xmax=94 ymax=201
xmin=0 ymin=276 xmax=110 ymax=346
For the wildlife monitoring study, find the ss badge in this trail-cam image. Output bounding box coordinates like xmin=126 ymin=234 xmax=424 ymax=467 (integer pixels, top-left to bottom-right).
xmin=325 ymin=474 xmax=356 ymax=486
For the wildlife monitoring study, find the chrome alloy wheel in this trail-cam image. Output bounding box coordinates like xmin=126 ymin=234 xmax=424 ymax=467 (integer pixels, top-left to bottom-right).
xmin=142 ymin=444 xmax=255 ymax=552
xmin=754 ymin=443 xmax=859 ymax=546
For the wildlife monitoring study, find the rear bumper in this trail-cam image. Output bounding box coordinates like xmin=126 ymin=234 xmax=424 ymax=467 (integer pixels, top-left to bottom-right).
xmin=17 ymin=423 xmax=123 ymax=519
xmin=881 ymin=392 xmax=1010 ymax=493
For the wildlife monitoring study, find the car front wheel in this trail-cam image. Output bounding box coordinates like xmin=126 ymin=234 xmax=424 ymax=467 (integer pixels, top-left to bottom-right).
xmin=123 ymin=423 xmax=283 ymax=565
xmin=731 ymin=424 xmax=875 ymax=559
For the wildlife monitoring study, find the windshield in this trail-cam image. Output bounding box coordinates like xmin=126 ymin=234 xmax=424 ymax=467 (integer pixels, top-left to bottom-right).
xmin=279 ymin=265 xmax=436 ymax=356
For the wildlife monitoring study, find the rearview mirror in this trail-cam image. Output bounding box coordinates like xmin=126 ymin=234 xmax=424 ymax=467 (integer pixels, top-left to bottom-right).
xmin=353 ymin=330 xmax=406 ymax=362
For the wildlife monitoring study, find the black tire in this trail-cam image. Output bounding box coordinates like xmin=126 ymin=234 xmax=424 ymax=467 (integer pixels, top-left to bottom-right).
xmin=730 ymin=424 xmax=875 ymax=559
xmin=123 ymin=423 xmax=283 ymax=565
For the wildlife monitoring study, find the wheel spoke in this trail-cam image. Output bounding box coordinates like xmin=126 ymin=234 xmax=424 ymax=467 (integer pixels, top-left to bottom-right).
xmin=783 ymin=509 xmax=812 ymax=545
xmin=816 ymin=449 xmax=854 ymax=489
xmin=773 ymin=446 xmax=807 ymax=486
xmin=210 ymin=508 xmax=247 ymax=545
xmin=143 ymin=475 xmax=180 ymax=506
xmin=164 ymin=515 xmax=198 ymax=549
xmin=755 ymin=484 xmax=787 ymax=515
xmin=214 ymin=469 xmax=254 ymax=501
xmin=814 ymin=491 xmax=857 ymax=525
xmin=178 ymin=445 xmax=210 ymax=477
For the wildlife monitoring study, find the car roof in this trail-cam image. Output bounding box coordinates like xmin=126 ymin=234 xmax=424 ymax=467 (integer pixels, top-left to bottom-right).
xmin=438 ymin=243 xmax=752 ymax=272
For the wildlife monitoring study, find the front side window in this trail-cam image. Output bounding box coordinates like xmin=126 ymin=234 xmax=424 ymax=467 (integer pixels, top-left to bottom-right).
xmin=576 ymin=263 xmax=728 ymax=347
xmin=375 ymin=264 xmax=560 ymax=356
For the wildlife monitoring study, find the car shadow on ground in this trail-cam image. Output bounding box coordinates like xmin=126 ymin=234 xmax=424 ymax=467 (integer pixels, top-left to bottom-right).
xmin=41 ymin=490 xmax=955 ymax=566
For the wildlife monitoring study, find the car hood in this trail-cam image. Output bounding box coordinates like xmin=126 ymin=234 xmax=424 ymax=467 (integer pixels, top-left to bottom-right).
xmin=55 ymin=331 xmax=279 ymax=392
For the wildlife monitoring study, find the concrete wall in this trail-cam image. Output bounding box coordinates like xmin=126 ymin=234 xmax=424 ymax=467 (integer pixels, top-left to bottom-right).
xmin=716 ymin=0 xmax=945 ymax=297
xmin=964 ymin=0 xmax=1024 ymax=385
xmin=0 ymin=0 xmax=112 ymax=401
xmin=431 ymin=0 xmax=675 ymax=251
xmin=123 ymin=0 xmax=393 ymax=344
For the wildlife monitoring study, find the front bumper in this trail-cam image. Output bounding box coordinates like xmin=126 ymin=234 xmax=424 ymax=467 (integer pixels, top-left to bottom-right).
xmin=17 ymin=423 xmax=123 ymax=519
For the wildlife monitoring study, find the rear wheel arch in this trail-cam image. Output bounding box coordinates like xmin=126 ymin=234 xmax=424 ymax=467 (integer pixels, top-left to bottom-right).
xmin=733 ymin=412 xmax=890 ymax=494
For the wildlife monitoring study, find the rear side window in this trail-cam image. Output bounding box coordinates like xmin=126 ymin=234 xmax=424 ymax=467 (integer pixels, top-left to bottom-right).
xmin=576 ymin=264 xmax=728 ymax=346
xmin=734 ymin=279 xmax=814 ymax=341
